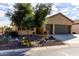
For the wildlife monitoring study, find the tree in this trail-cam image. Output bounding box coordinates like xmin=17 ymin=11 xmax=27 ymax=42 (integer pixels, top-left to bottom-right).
xmin=21 ymin=16 xmax=35 ymax=30
xmin=6 ymin=3 xmax=33 ymax=30
xmin=6 ymin=3 xmax=52 ymax=34
xmin=34 ymin=3 xmax=52 ymax=34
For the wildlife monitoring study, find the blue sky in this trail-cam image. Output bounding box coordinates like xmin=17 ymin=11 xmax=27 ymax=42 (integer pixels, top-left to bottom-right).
xmin=51 ymin=3 xmax=79 ymax=20
xmin=0 ymin=3 xmax=79 ymax=26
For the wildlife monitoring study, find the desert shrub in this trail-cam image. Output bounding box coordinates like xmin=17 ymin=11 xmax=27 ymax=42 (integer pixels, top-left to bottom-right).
xmin=4 ymin=31 xmax=18 ymax=39
xmin=0 ymin=37 xmax=8 ymax=45
xmin=5 ymin=27 xmax=12 ymax=33
xmin=20 ymin=37 xmax=31 ymax=47
xmin=4 ymin=27 xmax=18 ymax=38
xmin=9 ymin=31 xmax=18 ymax=38
xmin=1 ymin=35 xmax=9 ymax=42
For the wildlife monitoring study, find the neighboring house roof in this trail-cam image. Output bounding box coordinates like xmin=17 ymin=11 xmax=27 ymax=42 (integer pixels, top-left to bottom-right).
xmin=73 ymin=19 xmax=79 ymax=25
xmin=47 ymin=13 xmax=74 ymax=23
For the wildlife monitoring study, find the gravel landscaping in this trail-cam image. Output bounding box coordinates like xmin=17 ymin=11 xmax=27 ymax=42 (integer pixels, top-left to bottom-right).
xmin=0 ymin=35 xmax=66 ymax=50
xmin=31 ymin=40 xmax=65 ymax=47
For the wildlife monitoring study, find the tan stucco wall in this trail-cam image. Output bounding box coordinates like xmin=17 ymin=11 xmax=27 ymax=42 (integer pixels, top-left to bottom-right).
xmin=71 ymin=24 xmax=79 ymax=34
xmin=17 ymin=28 xmax=36 ymax=35
xmin=44 ymin=14 xmax=73 ymax=34
xmin=0 ymin=27 xmax=3 ymax=33
xmin=11 ymin=24 xmax=36 ymax=35
xmin=46 ymin=14 xmax=73 ymax=25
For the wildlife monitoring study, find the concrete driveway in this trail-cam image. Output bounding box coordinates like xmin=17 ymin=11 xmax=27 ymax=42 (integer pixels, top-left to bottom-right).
xmin=53 ymin=34 xmax=79 ymax=44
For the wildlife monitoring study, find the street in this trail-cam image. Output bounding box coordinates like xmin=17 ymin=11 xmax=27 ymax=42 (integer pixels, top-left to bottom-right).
xmin=0 ymin=45 xmax=79 ymax=56
xmin=25 ymin=45 xmax=79 ymax=56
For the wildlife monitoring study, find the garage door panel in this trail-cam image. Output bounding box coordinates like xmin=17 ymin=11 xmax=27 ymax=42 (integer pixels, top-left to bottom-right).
xmin=55 ymin=25 xmax=70 ymax=34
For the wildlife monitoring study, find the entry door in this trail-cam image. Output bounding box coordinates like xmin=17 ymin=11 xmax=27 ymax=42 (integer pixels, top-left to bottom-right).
xmin=46 ymin=24 xmax=53 ymax=34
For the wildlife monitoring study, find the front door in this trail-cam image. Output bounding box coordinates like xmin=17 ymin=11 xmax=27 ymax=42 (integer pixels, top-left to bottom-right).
xmin=46 ymin=24 xmax=53 ymax=34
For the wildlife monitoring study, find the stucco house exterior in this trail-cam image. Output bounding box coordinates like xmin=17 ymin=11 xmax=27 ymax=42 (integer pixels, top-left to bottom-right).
xmin=11 ymin=13 xmax=74 ymax=35
xmin=44 ymin=13 xmax=73 ymax=35
xmin=71 ymin=19 xmax=79 ymax=34
xmin=11 ymin=22 xmax=36 ymax=35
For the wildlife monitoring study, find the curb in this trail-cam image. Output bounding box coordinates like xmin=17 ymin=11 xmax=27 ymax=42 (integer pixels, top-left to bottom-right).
xmin=30 ymin=42 xmax=79 ymax=50
xmin=30 ymin=45 xmax=70 ymax=50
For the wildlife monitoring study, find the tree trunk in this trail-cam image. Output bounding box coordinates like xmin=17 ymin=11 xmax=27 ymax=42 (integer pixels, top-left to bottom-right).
xmin=36 ymin=27 xmax=44 ymax=34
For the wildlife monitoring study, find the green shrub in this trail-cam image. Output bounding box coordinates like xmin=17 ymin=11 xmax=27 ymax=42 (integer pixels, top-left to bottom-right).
xmin=5 ymin=27 xmax=12 ymax=33
xmin=9 ymin=31 xmax=18 ymax=38
xmin=20 ymin=38 xmax=31 ymax=47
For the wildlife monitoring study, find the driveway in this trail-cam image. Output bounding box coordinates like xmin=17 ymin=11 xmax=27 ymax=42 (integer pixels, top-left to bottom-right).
xmin=53 ymin=34 xmax=79 ymax=44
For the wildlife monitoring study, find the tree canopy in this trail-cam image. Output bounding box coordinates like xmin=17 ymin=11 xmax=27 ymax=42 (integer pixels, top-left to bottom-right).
xmin=6 ymin=3 xmax=52 ymax=30
xmin=34 ymin=3 xmax=52 ymax=27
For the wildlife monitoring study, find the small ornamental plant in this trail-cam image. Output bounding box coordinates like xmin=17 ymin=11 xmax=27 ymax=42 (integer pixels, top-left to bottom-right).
xmin=21 ymin=37 xmax=31 ymax=47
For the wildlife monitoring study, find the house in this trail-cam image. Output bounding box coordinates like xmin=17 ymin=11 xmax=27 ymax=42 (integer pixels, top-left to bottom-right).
xmin=0 ymin=27 xmax=4 ymax=35
xmin=71 ymin=19 xmax=79 ymax=34
xmin=44 ymin=13 xmax=73 ymax=35
xmin=0 ymin=26 xmax=7 ymax=35
xmin=10 ymin=22 xmax=36 ymax=35
xmin=11 ymin=13 xmax=74 ymax=35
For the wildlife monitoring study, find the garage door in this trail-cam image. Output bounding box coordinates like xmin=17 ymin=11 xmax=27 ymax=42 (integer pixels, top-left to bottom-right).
xmin=55 ymin=25 xmax=71 ymax=34
xmin=46 ymin=24 xmax=53 ymax=34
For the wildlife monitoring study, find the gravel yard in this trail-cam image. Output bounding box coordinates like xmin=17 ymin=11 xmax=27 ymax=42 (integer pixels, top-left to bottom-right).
xmin=0 ymin=35 xmax=65 ymax=50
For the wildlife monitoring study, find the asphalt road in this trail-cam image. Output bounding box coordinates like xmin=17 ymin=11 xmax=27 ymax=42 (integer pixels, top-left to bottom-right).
xmin=0 ymin=45 xmax=79 ymax=56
